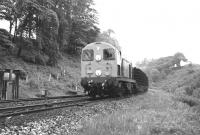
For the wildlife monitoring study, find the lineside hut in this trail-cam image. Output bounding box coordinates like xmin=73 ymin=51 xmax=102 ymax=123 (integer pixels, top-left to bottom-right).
xmin=0 ymin=69 xmax=25 ymax=100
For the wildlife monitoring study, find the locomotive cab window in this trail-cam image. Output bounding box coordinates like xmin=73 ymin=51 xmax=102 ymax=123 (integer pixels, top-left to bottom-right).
xmin=103 ymin=48 xmax=115 ymax=60
xmin=82 ymin=49 xmax=94 ymax=61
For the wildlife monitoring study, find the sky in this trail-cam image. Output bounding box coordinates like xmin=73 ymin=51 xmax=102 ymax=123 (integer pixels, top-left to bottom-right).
xmin=1 ymin=0 xmax=200 ymax=65
xmin=94 ymin=0 xmax=200 ymax=65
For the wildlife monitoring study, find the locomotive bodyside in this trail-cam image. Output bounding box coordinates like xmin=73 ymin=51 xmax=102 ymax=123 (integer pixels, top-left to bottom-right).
xmin=121 ymin=58 xmax=132 ymax=79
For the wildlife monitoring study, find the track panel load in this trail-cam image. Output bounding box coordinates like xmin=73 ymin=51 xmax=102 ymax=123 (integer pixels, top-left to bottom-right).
xmin=132 ymin=67 xmax=149 ymax=92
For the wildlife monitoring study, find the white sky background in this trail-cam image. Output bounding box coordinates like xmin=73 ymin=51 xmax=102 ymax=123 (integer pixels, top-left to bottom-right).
xmin=0 ymin=0 xmax=200 ymax=65
xmin=94 ymin=0 xmax=200 ymax=65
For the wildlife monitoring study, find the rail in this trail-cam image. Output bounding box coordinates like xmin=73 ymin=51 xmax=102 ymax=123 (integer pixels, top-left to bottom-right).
xmin=0 ymin=95 xmax=85 ymax=104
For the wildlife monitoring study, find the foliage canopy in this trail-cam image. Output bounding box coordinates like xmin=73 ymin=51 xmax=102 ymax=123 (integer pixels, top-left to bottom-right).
xmin=0 ymin=0 xmax=100 ymax=65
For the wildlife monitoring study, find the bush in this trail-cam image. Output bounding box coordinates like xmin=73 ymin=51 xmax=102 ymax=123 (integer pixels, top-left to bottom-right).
xmin=35 ymin=54 xmax=49 ymax=65
xmin=176 ymin=95 xmax=200 ymax=107
xmin=27 ymin=79 xmax=40 ymax=89
xmin=22 ymin=55 xmax=36 ymax=63
xmin=185 ymin=86 xmax=193 ymax=96
xmin=0 ymin=28 xmax=14 ymax=51
xmin=192 ymin=88 xmax=200 ymax=98
xmin=145 ymin=68 xmax=166 ymax=83
xmin=187 ymin=69 xmax=195 ymax=74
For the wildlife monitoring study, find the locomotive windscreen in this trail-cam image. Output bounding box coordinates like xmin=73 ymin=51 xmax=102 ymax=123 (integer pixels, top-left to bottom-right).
xmin=82 ymin=49 xmax=94 ymax=61
xmin=103 ymin=48 xmax=115 ymax=60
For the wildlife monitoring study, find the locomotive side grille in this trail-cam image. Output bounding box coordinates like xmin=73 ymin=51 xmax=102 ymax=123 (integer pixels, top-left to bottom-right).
xmin=105 ymin=63 xmax=112 ymax=76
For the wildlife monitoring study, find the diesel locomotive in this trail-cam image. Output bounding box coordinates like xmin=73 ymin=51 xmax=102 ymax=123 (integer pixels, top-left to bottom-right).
xmin=81 ymin=42 xmax=148 ymax=97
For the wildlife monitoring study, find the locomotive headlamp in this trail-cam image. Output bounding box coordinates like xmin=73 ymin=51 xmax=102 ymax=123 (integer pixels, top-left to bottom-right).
xmin=95 ymin=55 xmax=101 ymax=62
xmin=95 ymin=70 xmax=102 ymax=76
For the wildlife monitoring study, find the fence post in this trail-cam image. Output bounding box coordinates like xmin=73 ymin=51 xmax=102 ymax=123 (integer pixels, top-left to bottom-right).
xmin=26 ymin=75 xmax=29 ymax=83
xmin=57 ymin=73 xmax=59 ymax=80
xmin=48 ymin=74 xmax=51 ymax=81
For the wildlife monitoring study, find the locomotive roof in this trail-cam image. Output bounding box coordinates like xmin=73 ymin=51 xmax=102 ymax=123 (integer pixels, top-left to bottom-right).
xmin=84 ymin=42 xmax=121 ymax=52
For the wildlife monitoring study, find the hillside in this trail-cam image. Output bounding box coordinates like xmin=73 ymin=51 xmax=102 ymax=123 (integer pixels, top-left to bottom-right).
xmin=152 ymin=64 xmax=200 ymax=108
xmin=155 ymin=64 xmax=200 ymax=97
xmin=137 ymin=53 xmax=200 ymax=110
xmin=0 ymin=54 xmax=83 ymax=98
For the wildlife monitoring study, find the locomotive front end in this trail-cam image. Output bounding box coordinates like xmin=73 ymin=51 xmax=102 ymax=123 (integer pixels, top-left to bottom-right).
xmin=81 ymin=42 xmax=120 ymax=97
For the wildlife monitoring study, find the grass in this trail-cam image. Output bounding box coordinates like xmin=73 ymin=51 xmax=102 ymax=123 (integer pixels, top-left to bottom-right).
xmin=78 ymin=90 xmax=200 ymax=135
xmin=80 ymin=110 xmax=199 ymax=135
xmin=173 ymin=94 xmax=200 ymax=107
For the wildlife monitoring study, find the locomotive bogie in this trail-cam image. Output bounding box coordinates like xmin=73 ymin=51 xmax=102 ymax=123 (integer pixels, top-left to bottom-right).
xmin=81 ymin=77 xmax=118 ymax=97
xmin=81 ymin=76 xmax=137 ymax=97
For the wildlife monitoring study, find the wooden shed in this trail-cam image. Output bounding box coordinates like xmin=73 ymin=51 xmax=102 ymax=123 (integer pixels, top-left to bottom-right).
xmin=0 ymin=69 xmax=23 ymax=100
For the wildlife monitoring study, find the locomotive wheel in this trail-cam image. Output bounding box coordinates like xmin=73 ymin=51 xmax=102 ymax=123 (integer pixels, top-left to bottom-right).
xmin=109 ymin=87 xmax=118 ymax=97
xmin=132 ymin=83 xmax=137 ymax=94
xmin=144 ymin=86 xmax=148 ymax=92
xmin=99 ymin=92 xmax=104 ymax=98
xmin=117 ymin=82 xmax=125 ymax=97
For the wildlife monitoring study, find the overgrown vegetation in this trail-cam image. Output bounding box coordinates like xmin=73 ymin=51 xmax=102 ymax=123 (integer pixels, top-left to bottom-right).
xmin=95 ymin=29 xmax=121 ymax=51
xmin=137 ymin=53 xmax=200 ymax=108
xmin=136 ymin=52 xmax=188 ymax=83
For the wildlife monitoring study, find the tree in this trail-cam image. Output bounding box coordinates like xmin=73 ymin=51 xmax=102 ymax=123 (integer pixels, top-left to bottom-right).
xmin=0 ymin=28 xmax=14 ymax=52
xmin=107 ymin=29 xmax=114 ymax=36
xmin=173 ymin=52 xmax=187 ymax=67
xmin=96 ymin=29 xmax=121 ymax=51
xmin=66 ymin=0 xmax=99 ymax=53
xmin=136 ymin=52 xmax=188 ymax=83
xmin=0 ymin=0 xmax=18 ymax=34
xmin=0 ymin=0 xmax=100 ymax=65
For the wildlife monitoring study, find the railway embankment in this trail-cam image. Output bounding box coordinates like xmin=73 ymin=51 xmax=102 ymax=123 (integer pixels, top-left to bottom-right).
xmin=0 ymin=54 xmax=82 ymax=98
xmin=1 ymin=89 xmax=200 ymax=134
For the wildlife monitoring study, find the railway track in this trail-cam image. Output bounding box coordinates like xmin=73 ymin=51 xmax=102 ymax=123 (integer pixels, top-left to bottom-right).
xmin=0 ymin=95 xmax=105 ymax=118
xmin=0 ymin=95 xmax=85 ymax=104
xmin=0 ymin=95 xmax=87 ymax=108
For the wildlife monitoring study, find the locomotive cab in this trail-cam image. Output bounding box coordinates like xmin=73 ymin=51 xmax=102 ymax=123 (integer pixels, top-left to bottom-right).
xmin=81 ymin=42 xmax=121 ymax=78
